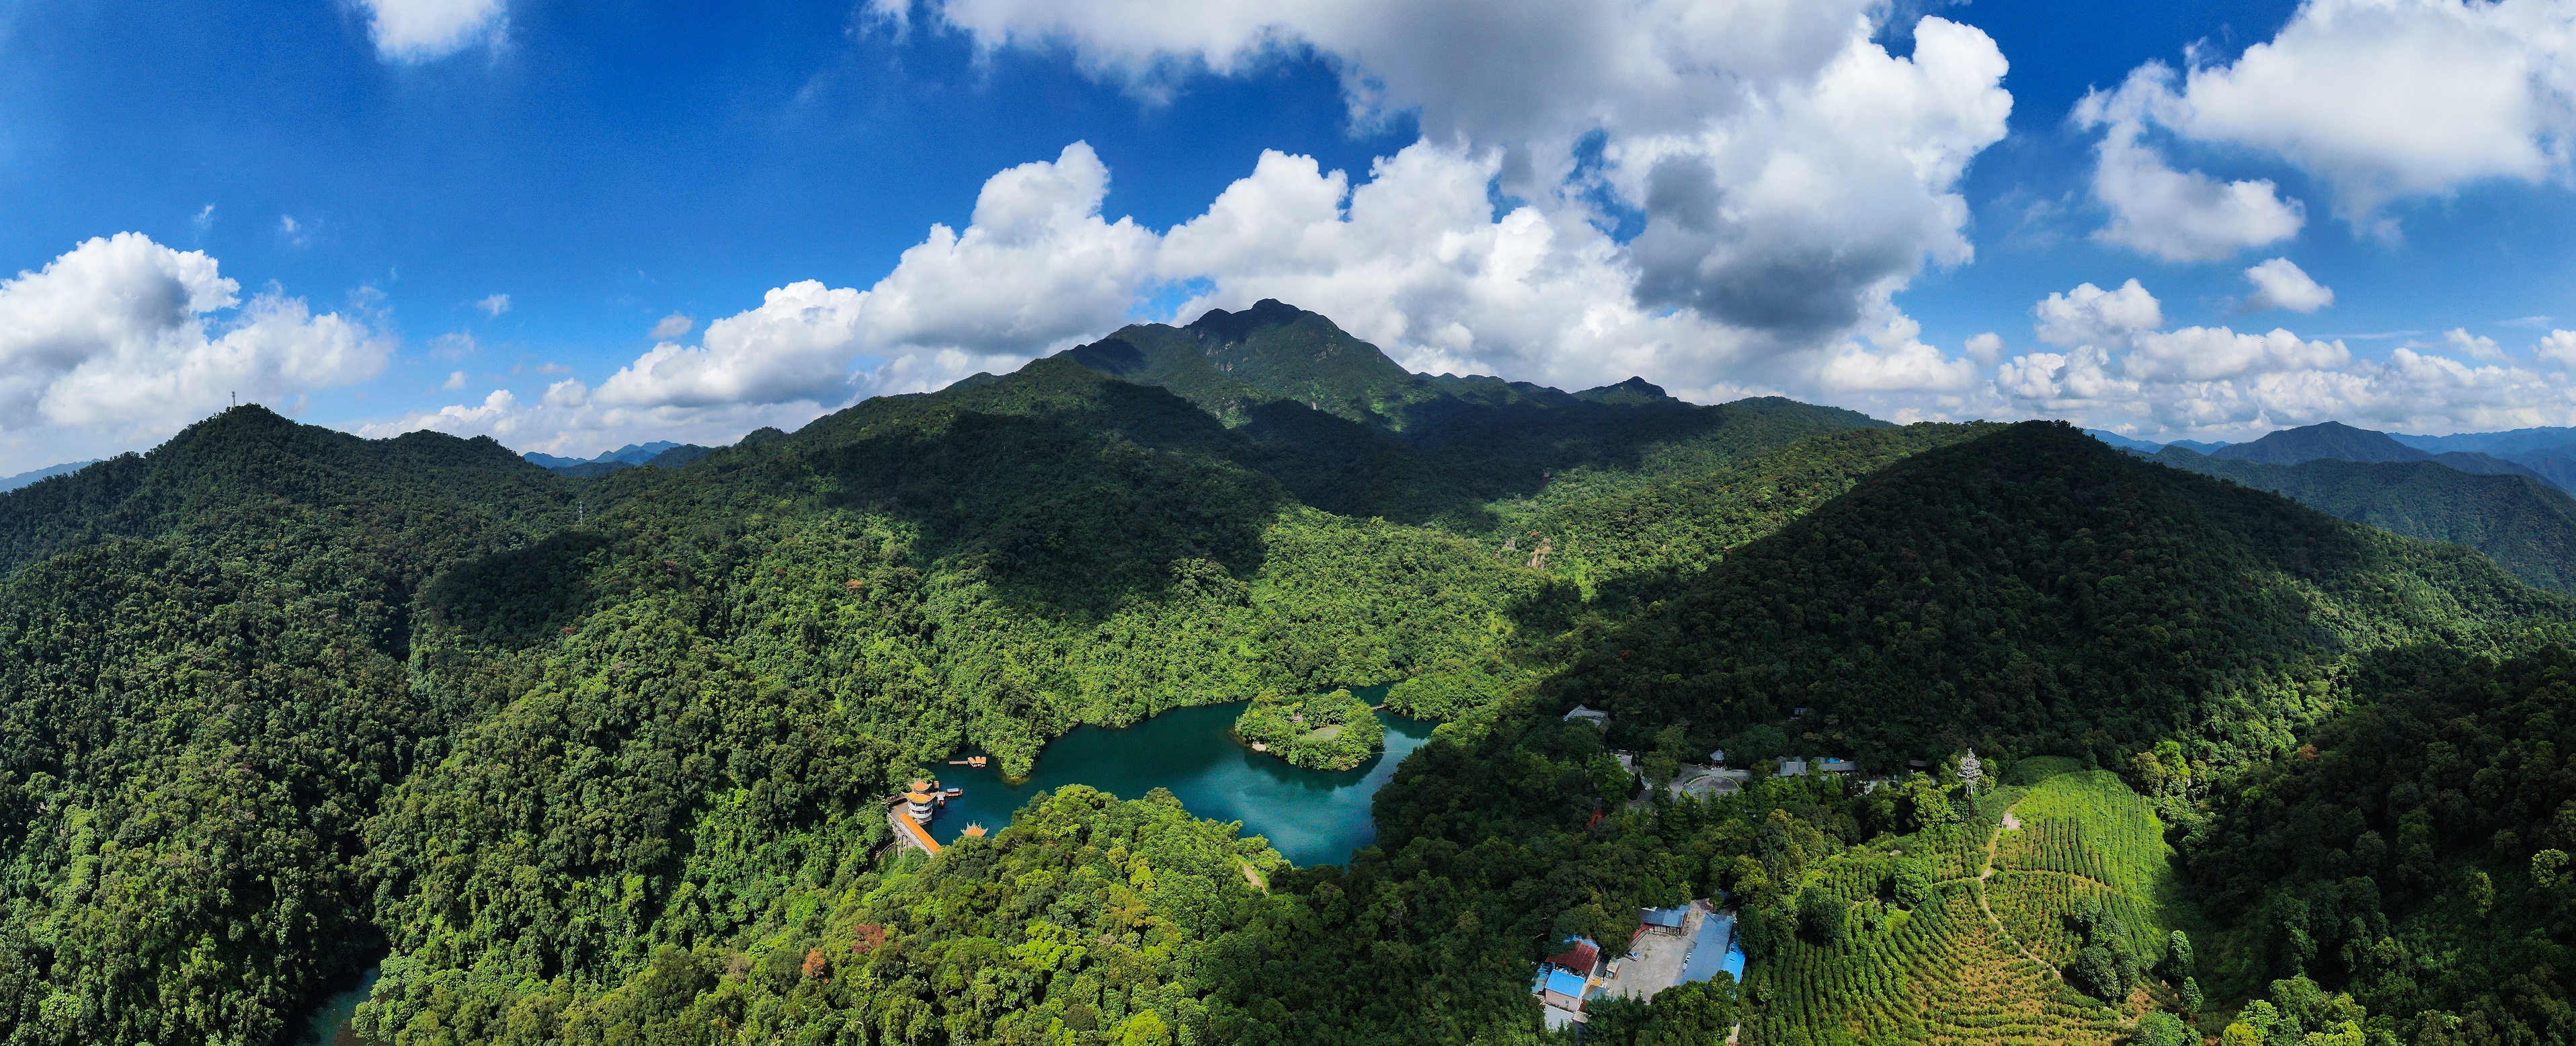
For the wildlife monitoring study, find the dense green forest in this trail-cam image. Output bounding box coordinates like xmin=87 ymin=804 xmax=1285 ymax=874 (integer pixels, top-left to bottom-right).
xmin=0 ymin=409 xmax=571 ymax=1046
xmin=1232 ymin=688 xmax=1382 ymax=769
xmin=1547 ymin=422 xmax=2565 ymax=767
xmin=5 ymin=303 xmax=2576 ymax=1045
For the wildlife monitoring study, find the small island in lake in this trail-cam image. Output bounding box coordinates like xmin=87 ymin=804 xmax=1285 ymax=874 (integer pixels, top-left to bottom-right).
xmin=1234 ymin=688 xmax=1386 ymax=770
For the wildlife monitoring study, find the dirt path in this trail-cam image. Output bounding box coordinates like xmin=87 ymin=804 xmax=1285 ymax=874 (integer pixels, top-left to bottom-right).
xmin=1974 ymin=799 xmax=2056 ymax=972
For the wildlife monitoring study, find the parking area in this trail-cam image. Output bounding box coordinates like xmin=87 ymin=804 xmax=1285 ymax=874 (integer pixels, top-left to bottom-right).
xmin=1603 ymin=903 xmax=1705 ymax=1000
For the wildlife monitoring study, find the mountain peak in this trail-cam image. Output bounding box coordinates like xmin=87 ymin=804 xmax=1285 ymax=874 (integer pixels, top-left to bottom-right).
xmin=1574 ymin=376 xmax=1673 ymax=405
xmin=1184 ymin=298 xmax=1312 ymax=344
xmin=2211 ymin=420 xmax=2427 ymax=465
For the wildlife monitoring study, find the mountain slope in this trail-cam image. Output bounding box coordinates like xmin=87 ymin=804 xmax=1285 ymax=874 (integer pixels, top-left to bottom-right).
xmin=2212 ymin=421 xmax=2429 ymax=465
xmin=1545 ymin=421 xmax=2565 ymax=764
xmin=1058 ymin=300 xmax=1885 ymax=525
xmin=0 ymin=407 xmax=576 ymax=1046
xmin=2155 ymin=447 xmax=2576 ymax=593
xmin=0 ymin=405 xmax=569 ymax=577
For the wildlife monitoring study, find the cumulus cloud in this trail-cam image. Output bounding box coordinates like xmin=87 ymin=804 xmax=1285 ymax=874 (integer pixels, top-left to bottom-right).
xmin=0 ymin=233 xmax=386 ymax=469
xmin=382 ymin=128 xmax=2027 ymax=452
xmin=1154 ymin=145 xmax=1723 ymax=391
xmin=2034 ymin=279 xmax=2164 ymax=348
xmin=592 ymin=143 xmax=1154 ymax=410
xmin=2243 ymin=257 xmax=2334 ymax=313
xmin=649 ymin=313 xmax=694 ymax=339
xmin=1815 ymin=330 xmax=1977 ymax=392
xmin=371 ymin=1 xmax=2029 ymax=450
xmin=2093 ymin=0 xmax=2576 ymax=227
xmin=360 ymin=0 xmax=508 ymax=62
xmin=2446 ymin=328 xmax=2506 ymax=362
xmin=1994 ymin=275 xmax=2576 ymax=441
xmin=2124 ymin=326 xmax=2351 ymax=383
xmin=2537 ymin=329 xmax=2576 ymax=366
xmin=2076 ymin=71 xmax=2305 ymax=261
xmin=475 ymin=292 xmax=510 ymax=317
xmin=442 ymin=370 xmax=468 ymax=391
xmin=353 ymin=386 xmax=834 ymax=461
xmin=883 ymin=0 xmax=2011 ymax=348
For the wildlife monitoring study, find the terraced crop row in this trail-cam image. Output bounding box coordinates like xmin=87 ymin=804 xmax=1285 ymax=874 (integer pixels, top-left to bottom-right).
xmin=1999 ymin=772 xmax=2171 ymax=895
xmin=1985 ymin=871 xmax=2163 ymax=966
xmin=1754 ymin=885 xmax=2124 ymax=1046
xmin=1997 ymin=818 xmax=2114 ymax=885
xmin=1918 ymin=820 xmax=1997 ymax=881
xmin=1753 ymin=771 xmax=2187 ymax=1046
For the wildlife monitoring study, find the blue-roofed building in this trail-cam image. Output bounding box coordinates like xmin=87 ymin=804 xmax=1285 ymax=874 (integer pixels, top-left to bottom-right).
xmin=1533 ymin=935 xmax=1603 ymax=1022
xmin=1641 ymin=906 xmax=1689 ymax=931
xmin=1541 ymin=967 xmax=1589 ymax=1011
xmin=1679 ymin=907 xmax=1744 ymax=985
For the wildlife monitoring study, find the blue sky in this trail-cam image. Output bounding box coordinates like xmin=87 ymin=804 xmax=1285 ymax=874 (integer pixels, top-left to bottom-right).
xmin=4 ymin=0 xmax=2575 ymax=473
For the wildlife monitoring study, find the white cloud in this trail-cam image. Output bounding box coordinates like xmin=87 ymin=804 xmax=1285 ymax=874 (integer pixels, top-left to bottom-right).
xmin=352 ymin=387 xmax=832 ymax=461
xmin=2094 ymin=0 xmax=2576 ymax=227
xmin=1964 ymin=331 xmax=2005 ymax=364
xmin=360 ymin=0 xmax=508 ymax=62
xmin=2076 ymin=70 xmax=2306 ymax=262
xmin=1995 ymin=275 xmax=2576 ymax=441
xmin=475 ymin=292 xmax=510 ymax=317
xmin=192 ymin=206 xmax=216 ymax=234
xmin=2538 ymin=329 xmax=2576 ymax=366
xmin=442 ymin=370 xmax=467 ymax=391
xmin=2446 ymin=327 xmax=2506 ymax=362
xmin=886 ymin=0 xmax=2011 ymax=342
xmin=2034 ymin=279 xmax=2164 ymax=348
xmin=2124 ymin=326 xmax=2351 ymax=383
xmin=589 ymin=143 xmax=1153 ymax=410
xmin=0 ymin=233 xmax=386 ymax=469
xmin=278 ymin=215 xmax=310 ymax=248
xmin=366 ymin=1 xmax=2018 ymax=452
xmin=2243 ymin=257 xmax=2334 ymax=313
xmin=1816 ymin=337 xmax=1976 ymax=392
xmin=649 ymin=313 xmax=694 ymax=339
xmin=428 ymin=331 xmax=479 ymax=360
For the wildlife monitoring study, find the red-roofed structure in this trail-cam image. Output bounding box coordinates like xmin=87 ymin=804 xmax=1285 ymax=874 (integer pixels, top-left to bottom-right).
xmin=1544 ymin=938 xmax=1599 ymax=976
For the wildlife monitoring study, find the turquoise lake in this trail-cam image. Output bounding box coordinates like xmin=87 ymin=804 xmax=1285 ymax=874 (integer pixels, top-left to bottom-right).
xmin=298 ymin=688 xmax=1427 ymax=1040
xmin=925 ymin=685 xmax=1435 ymax=867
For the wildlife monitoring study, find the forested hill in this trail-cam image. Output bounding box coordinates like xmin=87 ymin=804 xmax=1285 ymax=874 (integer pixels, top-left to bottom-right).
xmin=2155 ymin=447 xmax=2576 ymax=594
xmin=0 ymin=405 xmax=570 ymax=575
xmin=1543 ymin=421 xmax=2569 ymax=767
xmin=0 ymin=406 xmax=576 ymax=1046
xmin=1055 ymin=300 xmax=1884 ymax=525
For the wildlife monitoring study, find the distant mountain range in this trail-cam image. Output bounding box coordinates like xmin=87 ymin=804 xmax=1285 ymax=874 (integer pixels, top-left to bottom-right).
xmin=2093 ymin=421 xmax=2576 ymax=491
xmin=2086 ymin=420 xmax=2576 ymax=593
xmin=522 ymin=440 xmax=716 ymax=477
xmin=0 ymin=460 xmax=99 ymax=494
